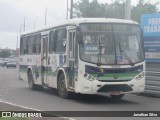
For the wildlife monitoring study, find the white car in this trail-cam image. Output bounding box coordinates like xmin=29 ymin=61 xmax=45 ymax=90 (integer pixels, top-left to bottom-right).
xmin=6 ymin=60 xmax=17 ymax=68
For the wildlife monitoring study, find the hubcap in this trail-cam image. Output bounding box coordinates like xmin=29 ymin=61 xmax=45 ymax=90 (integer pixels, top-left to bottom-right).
xmin=60 ymin=79 xmax=66 ymax=94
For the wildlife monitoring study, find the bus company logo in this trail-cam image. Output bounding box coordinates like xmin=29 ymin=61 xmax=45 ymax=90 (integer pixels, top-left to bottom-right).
xmin=113 ymin=75 xmax=118 ymax=79
xmin=2 ymin=112 xmax=11 ymax=117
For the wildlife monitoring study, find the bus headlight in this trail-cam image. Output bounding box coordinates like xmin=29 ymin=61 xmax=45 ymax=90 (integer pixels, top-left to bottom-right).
xmin=135 ymin=72 xmax=145 ymax=80
xmin=83 ymin=73 xmax=96 ymax=81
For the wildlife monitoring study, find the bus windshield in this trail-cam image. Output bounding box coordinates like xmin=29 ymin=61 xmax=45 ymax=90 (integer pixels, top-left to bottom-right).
xmin=79 ymin=23 xmax=144 ymax=65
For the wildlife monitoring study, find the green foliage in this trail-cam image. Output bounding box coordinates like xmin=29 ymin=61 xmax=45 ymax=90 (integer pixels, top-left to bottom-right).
xmin=74 ymin=0 xmax=104 ymax=17
xmin=74 ymin=0 xmax=125 ymax=18
xmin=74 ymin=0 xmax=160 ymax=23
xmin=0 ymin=50 xmax=11 ymax=58
xmin=132 ymin=1 xmax=159 ymax=23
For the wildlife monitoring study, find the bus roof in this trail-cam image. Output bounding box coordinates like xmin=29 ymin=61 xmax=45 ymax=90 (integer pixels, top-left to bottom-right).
xmin=21 ymin=18 xmax=139 ymax=36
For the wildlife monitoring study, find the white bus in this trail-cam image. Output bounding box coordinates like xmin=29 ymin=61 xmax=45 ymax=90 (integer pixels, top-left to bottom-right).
xmin=19 ymin=18 xmax=145 ymax=100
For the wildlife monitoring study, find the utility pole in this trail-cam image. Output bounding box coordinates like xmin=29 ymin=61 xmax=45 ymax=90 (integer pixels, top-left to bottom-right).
xmin=66 ymin=0 xmax=68 ymax=20
xmin=20 ymin=24 xmax=22 ymax=35
xmin=70 ymin=0 xmax=73 ymax=19
xmin=45 ymin=8 xmax=47 ymax=26
xmin=125 ymin=0 xmax=131 ymax=20
xmin=23 ymin=17 xmax=26 ymax=32
xmin=16 ymin=31 xmax=18 ymax=49
xmin=16 ymin=31 xmax=19 ymax=56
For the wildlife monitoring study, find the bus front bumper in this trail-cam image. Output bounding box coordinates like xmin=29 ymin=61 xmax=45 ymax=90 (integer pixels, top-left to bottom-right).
xmin=75 ymin=77 xmax=145 ymax=94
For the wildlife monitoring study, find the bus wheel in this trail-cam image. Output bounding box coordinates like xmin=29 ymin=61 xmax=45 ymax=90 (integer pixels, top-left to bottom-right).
xmin=58 ymin=74 xmax=70 ymax=99
xmin=28 ymin=71 xmax=37 ymax=90
xmin=110 ymin=94 xmax=124 ymax=101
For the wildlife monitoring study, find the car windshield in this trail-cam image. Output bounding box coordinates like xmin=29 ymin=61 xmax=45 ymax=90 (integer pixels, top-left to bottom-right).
xmin=79 ymin=23 xmax=144 ymax=65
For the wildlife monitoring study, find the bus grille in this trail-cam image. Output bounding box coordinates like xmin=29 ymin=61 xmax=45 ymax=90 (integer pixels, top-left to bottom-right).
xmin=97 ymin=84 xmax=133 ymax=93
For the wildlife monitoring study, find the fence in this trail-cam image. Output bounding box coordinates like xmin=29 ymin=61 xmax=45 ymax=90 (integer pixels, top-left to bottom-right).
xmin=145 ymin=63 xmax=160 ymax=95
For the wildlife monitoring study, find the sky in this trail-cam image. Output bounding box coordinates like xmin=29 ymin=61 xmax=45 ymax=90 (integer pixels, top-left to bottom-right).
xmin=0 ymin=0 xmax=146 ymax=50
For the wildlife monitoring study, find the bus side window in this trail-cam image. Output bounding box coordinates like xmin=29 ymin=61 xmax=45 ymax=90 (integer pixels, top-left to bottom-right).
xmin=23 ymin=47 xmax=26 ymax=54
xmin=75 ymin=32 xmax=78 ymax=66
xmin=49 ymin=30 xmax=55 ymax=53
xmin=25 ymin=41 xmax=28 ymax=54
xmin=55 ymin=28 xmax=67 ymax=53
xmin=20 ymin=37 xmax=23 ymax=54
xmin=21 ymin=36 xmax=27 ymax=55
xmin=33 ymin=35 xmax=36 ymax=54
xmin=28 ymin=35 xmax=34 ymax=55
xmin=33 ymin=44 xmax=36 ymax=54
xmin=35 ymin=33 xmax=41 ymax=54
xmin=26 ymin=37 xmax=29 ymax=54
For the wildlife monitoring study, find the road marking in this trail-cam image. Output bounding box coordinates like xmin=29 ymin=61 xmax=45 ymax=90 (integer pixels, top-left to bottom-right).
xmin=0 ymin=99 xmax=41 ymax=111
xmin=0 ymin=99 xmax=75 ymax=120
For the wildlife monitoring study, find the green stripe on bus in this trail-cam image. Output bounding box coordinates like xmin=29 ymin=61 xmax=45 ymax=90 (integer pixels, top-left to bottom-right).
xmin=92 ymin=72 xmax=138 ymax=78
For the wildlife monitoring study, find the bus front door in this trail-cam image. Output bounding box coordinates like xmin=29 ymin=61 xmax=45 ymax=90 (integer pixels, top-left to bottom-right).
xmin=41 ymin=35 xmax=48 ymax=85
xmin=68 ymin=30 xmax=77 ymax=88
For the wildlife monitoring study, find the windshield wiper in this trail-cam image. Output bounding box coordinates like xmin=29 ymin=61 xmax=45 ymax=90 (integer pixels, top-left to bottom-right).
xmin=119 ymin=43 xmax=134 ymax=66
xmin=97 ymin=39 xmax=102 ymax=66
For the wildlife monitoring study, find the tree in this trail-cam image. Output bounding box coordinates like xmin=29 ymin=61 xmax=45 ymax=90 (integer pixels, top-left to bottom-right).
xmin=74 ymin=0 xmax=125 ymax=18
xmin=108 ymin=0 xmax=125 ymax=19
xmin=0 ymin=50 xmax=11 ymax=58
xmin=132 ymin=1 xmax=159 ymax=23
xmin=74 ymin=0 xmax=104 ymax=18
xmin=73 ymin=0 xmax=160 ymax=23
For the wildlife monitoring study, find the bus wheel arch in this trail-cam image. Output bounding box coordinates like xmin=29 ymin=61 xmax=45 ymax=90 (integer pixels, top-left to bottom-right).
xmin=27 ymin=68 xmax=43 ymax=91
xmin=27 ymin=68 xmax=36 ymax=90
xmin=57 ymin=70 xmax=70 ymax=99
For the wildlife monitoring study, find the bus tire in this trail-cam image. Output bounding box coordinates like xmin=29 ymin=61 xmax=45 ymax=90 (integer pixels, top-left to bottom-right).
xmin=28 ymin=71 xmax=37 ymax=90
xmin=36 ymin=85 xmax=43 ymax=91
xmin=58 ymin=74 xmax=70 ymax=99
xmin=110 ymin=94 xmax=124 ymax=101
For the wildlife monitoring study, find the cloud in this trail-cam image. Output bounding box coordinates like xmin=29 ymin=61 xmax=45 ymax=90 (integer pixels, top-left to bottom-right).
xmin=0 ymin=0 xmax=144 ymax=49
xmin=0 ymin=1 xmax=20 ymax=32
xmin=0 ymin=31 xmax=17 ymax=49
xmin=0 ymin=0 xmax=67 ymax=32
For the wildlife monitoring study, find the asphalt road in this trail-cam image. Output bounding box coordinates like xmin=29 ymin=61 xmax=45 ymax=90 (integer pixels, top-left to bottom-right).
xmin=0 ymin=66 xmax=160 ymax=120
